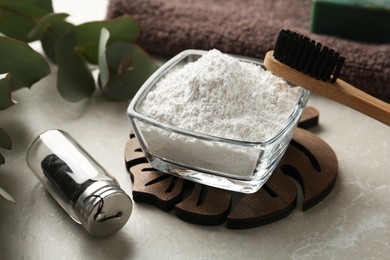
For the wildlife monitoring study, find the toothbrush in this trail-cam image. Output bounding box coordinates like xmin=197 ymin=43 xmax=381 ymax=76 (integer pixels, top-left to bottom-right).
xmin=264 ymin=29 xmax=390 ymax=126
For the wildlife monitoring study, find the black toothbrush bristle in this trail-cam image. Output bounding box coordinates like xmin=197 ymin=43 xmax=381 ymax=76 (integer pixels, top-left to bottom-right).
xmin=273 ymin=29 xmax=345 ymax=83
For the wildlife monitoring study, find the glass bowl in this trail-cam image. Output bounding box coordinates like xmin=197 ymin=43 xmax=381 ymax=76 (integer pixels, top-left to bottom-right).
xmin=127 ymin=49 xmax=310 ymax=194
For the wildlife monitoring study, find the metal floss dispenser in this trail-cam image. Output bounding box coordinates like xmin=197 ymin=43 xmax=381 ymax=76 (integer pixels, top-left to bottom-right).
xmin=27 ymin=129 xmax=132 ymax=236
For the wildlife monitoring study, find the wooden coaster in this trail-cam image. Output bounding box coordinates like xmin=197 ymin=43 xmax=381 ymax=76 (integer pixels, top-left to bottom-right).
xmin=125 ymin=107 xmax=338 ymax=229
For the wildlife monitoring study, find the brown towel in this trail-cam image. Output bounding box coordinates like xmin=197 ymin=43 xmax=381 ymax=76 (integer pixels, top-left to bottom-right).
xmin=107 ymin=0 xmax=390 ymax=103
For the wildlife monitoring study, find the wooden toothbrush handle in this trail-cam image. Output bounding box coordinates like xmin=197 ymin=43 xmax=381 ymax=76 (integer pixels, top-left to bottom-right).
xmin=332 ymin=79 xmax=390 ymax=126
xmin=264 ymin=51 xmax=390 ymax=126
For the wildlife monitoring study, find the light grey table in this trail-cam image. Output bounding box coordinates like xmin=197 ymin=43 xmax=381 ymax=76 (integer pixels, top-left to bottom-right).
xmin=1 ymin=1 xmax=389 ymax=259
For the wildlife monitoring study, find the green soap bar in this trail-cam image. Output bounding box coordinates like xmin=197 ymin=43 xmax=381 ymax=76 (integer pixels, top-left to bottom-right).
xmin=311 ymin=0 xmax=390 ymax=43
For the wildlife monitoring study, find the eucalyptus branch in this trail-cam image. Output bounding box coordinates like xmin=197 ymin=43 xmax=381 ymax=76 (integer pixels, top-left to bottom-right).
xmin=0 ymin=0 xmax=158 ymax=202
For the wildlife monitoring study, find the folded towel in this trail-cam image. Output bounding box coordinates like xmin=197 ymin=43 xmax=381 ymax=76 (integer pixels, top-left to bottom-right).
xmin=107 ymin=0 xmax=390 ymax=103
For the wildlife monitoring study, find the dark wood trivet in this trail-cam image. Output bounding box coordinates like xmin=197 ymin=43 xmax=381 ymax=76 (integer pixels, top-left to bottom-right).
xmin=124 ymin=107 xmax=338 ymax=229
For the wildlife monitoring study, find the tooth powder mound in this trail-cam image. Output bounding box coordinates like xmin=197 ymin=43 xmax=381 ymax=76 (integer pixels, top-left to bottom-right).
xmin=139 ymin=49 xmax=302 ymax=142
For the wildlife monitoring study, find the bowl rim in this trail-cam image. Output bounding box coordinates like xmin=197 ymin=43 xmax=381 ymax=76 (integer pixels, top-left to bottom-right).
xmin=127 ymin=49 xmax=310 ymax=147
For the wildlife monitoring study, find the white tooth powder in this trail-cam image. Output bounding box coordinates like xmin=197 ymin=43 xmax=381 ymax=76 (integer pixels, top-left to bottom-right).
xmin=139 ymin=49 xmax=302 ymax=142
xmin=136 ymin=49 xmax=304 ymax=179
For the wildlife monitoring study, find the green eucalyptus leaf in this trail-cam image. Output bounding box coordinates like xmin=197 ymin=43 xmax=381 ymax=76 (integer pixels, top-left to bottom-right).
xmin=0 ymin=186 xmax=15 ymax=203
xmin=28 ymin=13 xmax=69 ymax=41
xmin=98 ymin=28 xmax=110 ymax=87
xmin=56 ymin=35 xmax=95 ymax=102
xmin=30 ymin=0 xmax=53 ymax=13
xmin=99 ymin=42 xmax=158 ymax=100
xmin=0 ymin=0 xmax=53 ymax=42
xmin=3 ymin=0 xmax=54 ymax=13
xmin=0 ymin=127 xmax=12 ymax=150
xmin=70 ymin=17 xmax=139 ymax=64
xmin=0 ymin=37 xmax=50 ymax=90
xmin=0 ymin=74 xmax=16 ymax=110
xmin=41 ymin=21 xmax=75 ymax=63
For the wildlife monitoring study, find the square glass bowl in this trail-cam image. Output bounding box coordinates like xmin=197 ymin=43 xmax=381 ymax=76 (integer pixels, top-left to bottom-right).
xmin=127 ymin=49 xmax=310 ymax=194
